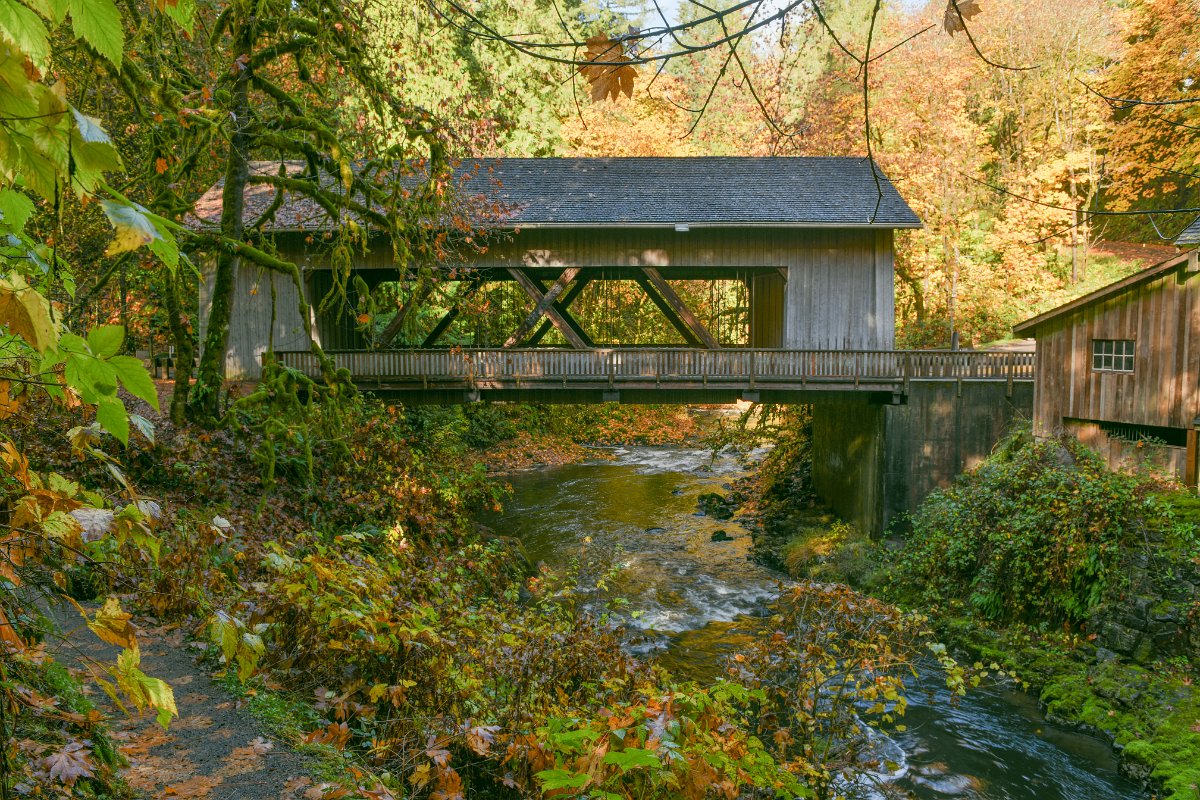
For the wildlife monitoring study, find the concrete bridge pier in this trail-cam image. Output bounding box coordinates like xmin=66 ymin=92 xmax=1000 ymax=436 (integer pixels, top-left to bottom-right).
xmin=810 ymin=381 xmax=1034 ymax=535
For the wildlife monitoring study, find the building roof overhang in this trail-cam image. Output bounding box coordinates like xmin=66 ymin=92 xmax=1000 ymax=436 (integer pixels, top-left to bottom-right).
xmin=1013 ymin=250 xmax=1196 ymax=337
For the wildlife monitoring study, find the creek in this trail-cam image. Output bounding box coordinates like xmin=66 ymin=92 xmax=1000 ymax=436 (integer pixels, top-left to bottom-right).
xmin=480 ymin=442 xmax=1144 ymax=800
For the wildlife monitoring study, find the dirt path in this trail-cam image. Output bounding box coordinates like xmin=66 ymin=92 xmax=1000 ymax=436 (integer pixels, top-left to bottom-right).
xmin=60 ymin=610 xmax=324 ymax=800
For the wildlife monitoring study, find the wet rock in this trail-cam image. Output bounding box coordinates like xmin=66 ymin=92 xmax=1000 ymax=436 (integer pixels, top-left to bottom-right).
xmin=697 ymin=492 xmax=736 ymax=520
xmin=710 ymin=530 xmax=734 ymax=542
xmin=1095 ymin=647 xmax=1120 ymax=663
xmin=644 ymin=527 xmax=667 ymax=534
xmin=1101 ymin=622 xmax=1140 ymax=655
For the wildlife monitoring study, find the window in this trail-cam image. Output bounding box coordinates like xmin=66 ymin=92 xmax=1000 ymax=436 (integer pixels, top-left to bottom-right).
xmin=1092 ymin=339 xmax=1135 ymax=373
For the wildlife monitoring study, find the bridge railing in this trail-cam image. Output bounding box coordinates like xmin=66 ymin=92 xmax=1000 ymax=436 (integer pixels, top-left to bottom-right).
xmin=272 ymin=348 xmax=1035 ymax=386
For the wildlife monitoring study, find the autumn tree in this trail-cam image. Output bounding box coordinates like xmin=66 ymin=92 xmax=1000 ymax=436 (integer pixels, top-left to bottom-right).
xmin=1101 ymin=0 xmax=1200 ymax=240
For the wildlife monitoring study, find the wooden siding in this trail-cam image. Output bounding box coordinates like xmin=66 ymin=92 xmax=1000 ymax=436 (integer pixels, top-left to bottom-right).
xmin=749 ymin=272 xmax=785 ymax=347
xmin=785 ymin=229 xmax=893 ymax=350
xmin=1031 ymin=266 xmax=1200 ymax=435
xmin=198 ymin=257 xmax=318 ymax=379
xmin=293 ymin=226 xmax=893 ymax=349
xmin=203 ymin=226 xmax=899 ymax=377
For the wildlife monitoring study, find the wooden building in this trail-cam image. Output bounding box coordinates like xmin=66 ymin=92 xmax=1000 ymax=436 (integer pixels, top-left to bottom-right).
xmin=1013 ymin=240 xmax=1200 ymax=481
xmin=191 ymin=157 xmax=921 ymax=379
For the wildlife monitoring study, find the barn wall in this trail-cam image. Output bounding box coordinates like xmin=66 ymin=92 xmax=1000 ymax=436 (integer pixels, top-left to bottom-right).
xmin=1031 ymin=266 xmax=1200 ymax=435
xmin=198 ymin=256 xmax=318 ymax=380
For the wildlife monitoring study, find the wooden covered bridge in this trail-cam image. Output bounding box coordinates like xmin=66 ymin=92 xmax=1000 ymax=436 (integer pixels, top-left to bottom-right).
xmin=194 ymin=157 xmax=1033 ymax=404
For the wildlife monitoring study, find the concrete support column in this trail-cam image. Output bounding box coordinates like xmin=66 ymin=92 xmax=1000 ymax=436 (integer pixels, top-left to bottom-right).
xmin=811 ymin=381 xmax=1035 ymax=536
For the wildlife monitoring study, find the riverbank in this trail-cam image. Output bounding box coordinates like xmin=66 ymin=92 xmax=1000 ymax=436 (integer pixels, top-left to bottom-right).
xmin=477 ymin=403 xmax=712 ymax=472
xmin=738 ymin=422 xmax=1200 ymax=799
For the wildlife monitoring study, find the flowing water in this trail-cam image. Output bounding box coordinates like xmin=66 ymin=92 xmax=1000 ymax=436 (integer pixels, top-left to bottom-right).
xmin=480 ymin=442 xmax=1145 ymax=800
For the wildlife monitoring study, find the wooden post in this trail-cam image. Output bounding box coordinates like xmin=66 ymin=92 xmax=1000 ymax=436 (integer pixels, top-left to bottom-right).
xmin=633 ymin=276 xmax=703 ymax=347
xmin=529 ymin=272 xmax=593 ymax=346
xmin=1186 ymin=427 xmax=1199 ymax=490
xmin=378 ymin=279 xmax=435 ymax=347
xmin=641 ymin=268 xmax=721 ymax=349
xmin=504 ymin=268 xmax=587 ymax=349
xmin=525 ymin=273 xmax=594 ymax=347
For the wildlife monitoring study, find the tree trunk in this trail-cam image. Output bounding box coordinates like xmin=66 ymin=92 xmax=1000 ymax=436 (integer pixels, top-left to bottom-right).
xmin=189 ymin=23 xmax=253 ymax=422
xmin=162 ymin=266 xmax=194 ymax=424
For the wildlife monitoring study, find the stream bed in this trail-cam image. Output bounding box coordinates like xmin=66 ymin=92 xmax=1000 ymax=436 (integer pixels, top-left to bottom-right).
xmin=480 ymin=443 xmax=1144 ymax=800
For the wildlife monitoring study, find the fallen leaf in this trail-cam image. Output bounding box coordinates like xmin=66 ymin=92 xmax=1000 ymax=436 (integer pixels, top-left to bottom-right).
xmin=41 ymin=741 xmax=95 ymax=786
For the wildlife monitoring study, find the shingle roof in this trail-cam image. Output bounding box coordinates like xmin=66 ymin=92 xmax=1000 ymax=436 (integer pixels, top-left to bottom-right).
xmin=1178 ymin=214 xmax=1200 ymax=246
xmin=189 ymin=157 xmax=922 ymax=231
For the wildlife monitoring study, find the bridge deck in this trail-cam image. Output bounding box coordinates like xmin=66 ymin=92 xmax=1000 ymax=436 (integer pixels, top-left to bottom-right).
xmin=274 ymin=348 xmax=1035 ymax=404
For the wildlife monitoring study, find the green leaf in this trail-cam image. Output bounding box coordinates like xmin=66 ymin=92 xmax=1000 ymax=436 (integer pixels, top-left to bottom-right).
xmin=602 ymin=748 xmax=661 ymax=771
xmin=0 ymin=189 xmax=36 ymax=232
xmin=110 ymin=355 xmax=159 ymax=410
xmin=160 ymin=0 xmax=194 ymax=31
xmin=0 ymin=0 xmax=51 ymax=70
xmin=70 ymin=107 xmax=110 ymax=143
xmin=129 ymin=412 xmax=155 ymax=443
xmin=115 ymin=647 xmax=177 ymax=729
xmin=96 ymin=395 xmax=129 ymax=445
xmin=66 ymin=0 xmax=123 ymax=66
xmin=87 ymin=324 xmax=124 ymax=358
xmin=534 ymin=769 xmax=591 ymax=791
xmin=23 ymin=0 xmax=68 ymax=23
xmin=144 ymin=211 xmax=180 ymax=269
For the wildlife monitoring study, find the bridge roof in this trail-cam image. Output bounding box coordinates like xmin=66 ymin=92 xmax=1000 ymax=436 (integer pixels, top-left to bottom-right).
xmin=189 ymin=157 xmax=922 ymax=231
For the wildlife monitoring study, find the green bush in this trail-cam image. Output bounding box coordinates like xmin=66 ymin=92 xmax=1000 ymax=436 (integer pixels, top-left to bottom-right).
xmin=894 ymin=432 xmax=1162 ymax=623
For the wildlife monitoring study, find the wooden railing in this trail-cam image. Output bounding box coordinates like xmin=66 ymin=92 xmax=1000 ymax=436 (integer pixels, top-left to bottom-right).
xmin=272 ymin=348 xmax=1035 ymax=391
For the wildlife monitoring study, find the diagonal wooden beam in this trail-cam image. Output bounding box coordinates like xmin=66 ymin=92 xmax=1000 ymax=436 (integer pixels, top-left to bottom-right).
xmin=641 ymin=268 xmax=720 ymax=349
xmin=504 ymin=267 xmax=588 ymax=349
xmin=634 ymin=276 xmax=703 ymax=347
xmin=528 ymin=273 xmax=594 ymax=347
xmin=421 ymin=278 xmax=482 ymax=347
xmin=377 ymin=279 xmax=435 ymax=347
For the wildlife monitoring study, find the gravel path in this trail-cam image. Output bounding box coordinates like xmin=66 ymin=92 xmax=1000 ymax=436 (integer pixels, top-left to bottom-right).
xmin=56 ymin=607 xmax=322 ymax=800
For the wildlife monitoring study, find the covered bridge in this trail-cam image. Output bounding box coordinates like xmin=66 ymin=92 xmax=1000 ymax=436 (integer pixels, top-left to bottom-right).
xmin=194 ymin=156 xmax=924 ymax=388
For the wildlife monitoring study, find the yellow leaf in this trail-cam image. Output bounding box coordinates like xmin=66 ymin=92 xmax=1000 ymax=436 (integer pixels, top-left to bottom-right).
xmin=88 ymin=596 xmax=138 ymax=650
xmin=0 ymin=379 xmax=21 ymax=419
xmin=0 ymin=606 xmax=26 ymax=653
xmin=0 ymin=275 xmax=59 ymax=352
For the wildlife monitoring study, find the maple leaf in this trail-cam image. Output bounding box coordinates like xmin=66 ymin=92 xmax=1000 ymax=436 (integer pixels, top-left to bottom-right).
xmin=578 ymin=35 xmax=636 ymax=102
xmin=88 ymin=596 xmax=139 ymax=649
xmin=943 ymin=0 xmax=982 ymax=35
xmin=42 ymin=741 xmax=95 ymax=786
xmin=465 ymin=724 xmax=498 ymax=756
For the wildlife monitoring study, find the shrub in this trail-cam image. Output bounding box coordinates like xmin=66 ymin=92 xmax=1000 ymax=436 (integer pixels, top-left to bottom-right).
xmin=894 ymin=432 xmax=1162 ymax=623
